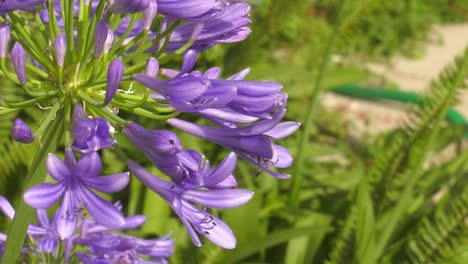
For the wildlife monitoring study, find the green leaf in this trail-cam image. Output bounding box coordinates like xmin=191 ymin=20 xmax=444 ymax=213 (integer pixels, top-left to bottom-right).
xmin=223 ymin=226 xmax=332 ymax=264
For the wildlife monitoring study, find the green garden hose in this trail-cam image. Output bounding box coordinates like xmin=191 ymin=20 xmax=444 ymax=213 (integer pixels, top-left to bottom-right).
xmin=330 ymin=85 xmax=468 ymax=137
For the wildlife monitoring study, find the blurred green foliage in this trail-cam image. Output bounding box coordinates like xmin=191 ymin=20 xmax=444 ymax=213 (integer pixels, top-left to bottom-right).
xmin=1 ymin=0 xmax=468 ymax=263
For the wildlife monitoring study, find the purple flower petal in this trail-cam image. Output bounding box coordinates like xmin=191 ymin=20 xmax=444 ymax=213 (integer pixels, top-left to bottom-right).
xmin=76 ymin=152 xmax=102 ymax=179
xmin=82 ymin=172 xmax=130 ymax=193
xmin=79 ymin=186 xmax=126 ymax=229
xmin=204 ymin=152 xmax=236 ymax=186
xmin=24 ymin=183 xmax=65 ymax=209
xmin=47 ymin=153 xmax=71 ymax=181
xmin=265 ymin=122 xmax=301 ymax=140
xmin=0 ymin=196 xmax=14 ymax=220
xmin=182 ymin=189 xmax=253 ymax=209
xmin=56 ymin=191 xmax=79 ymax=239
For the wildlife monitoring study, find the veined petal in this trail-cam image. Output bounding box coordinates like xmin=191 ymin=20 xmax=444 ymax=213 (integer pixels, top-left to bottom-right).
xmin=212 ymin=175 xmax=237 ymax=189
xmin=47 ymin=153 xmax=71 ymax=181
xmin=0 ymin=196 xmax=15 ymax=220
xmin=182 ymin=189 xmax=253 ymax=209
xmin=24 ymin=183 xmax=65 ymax=209
xmin=56 ymin=191 xmax=79 ymax=239
xmin=27 ymin=224 xmax=47 ymax=236
xmin=36 ymin=209 xmax=50 ymax=228
xmin=273 ymin=145 xmax=293 ymax=168
xmin=168 ymin=107 xmax=284 ymax=137
xmin=182 ymin=202 xmax=236 ymax=249
xmin=204 ymin=152 xmax=237 ymax=186
xmin=134 ymin=74 xmax=208 ymax=100
xmin=120 ymin=215 xmax=146 ymax=230
xmin=76 ymin=152 xmax=102 ymax=179
xmin=79 ymin=185 xmax=126 ymax=229
xmin=82 ymin=172 xmax=130 ymax=193
xmin=227 ymin=68 xmax=250 ymax=80
xmin=265 ymin=122 xmax=301 ymax=140
xmin=128 ymin=160 xmax=175 ymax=191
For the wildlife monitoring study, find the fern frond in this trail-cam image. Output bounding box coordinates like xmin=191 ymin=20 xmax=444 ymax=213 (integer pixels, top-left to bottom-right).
xmin=325 ymin=207 xmax=356 ymax=264
xmin=403 ymin=189 xmax=468 ymax=263
xmin=368 ymin=46 xmax=468 ymax=209
xmin=0 ymin=140 xmax=36 ymax=191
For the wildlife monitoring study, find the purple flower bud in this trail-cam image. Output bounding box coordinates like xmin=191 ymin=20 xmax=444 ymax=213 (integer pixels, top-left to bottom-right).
xmin=54 ymin=34 xmax=66 ymax=67
xmin=144 ymin=0 xmax=157 ymax=31
xmin=124 ymin=122 xmax=182 ymax=157
xmin=0 ymin=24 xmax=10 ymax=59
xmin=145 ymin=57 xmax=159 ymax=77
xmin=108 ymin=0 xmax=151 ymax=13
xmin=105 ymin=58 xmax=124 ymax=105
xmin=94 ymin=21 xmax=114 ymax=58
xmin=11 ymin=42 xmax=26 ymax=85
xmin=12 ymin=118 xmax=35 ymax=144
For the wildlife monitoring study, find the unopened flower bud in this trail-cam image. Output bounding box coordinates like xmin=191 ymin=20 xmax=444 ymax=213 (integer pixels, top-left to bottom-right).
xmin=12 ymin=119 xmax=35 ymax=144
xmin=94 ymin=21 xmax=114 ymax=58
xmin=0 ymin=24 xmax=10 ymax=59
xmin=11 ymin=42 xmax=26 ymax=85
xmin=145 ymin=57 xmax=159 ymax=77
xmin=105 ymin=58 xmax=124 ymax=104
xmin=144 ymin=0 xmax=157 ymax=31
xmin=109 ymin=0 xmax=151 ymax=13
xmin=54 ymin=34 xmax=66 ymax=67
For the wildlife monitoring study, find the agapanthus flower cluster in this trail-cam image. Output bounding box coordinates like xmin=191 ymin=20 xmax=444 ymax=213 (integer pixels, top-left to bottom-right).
xmin=0 ymin=0 xmax=299 ymax=262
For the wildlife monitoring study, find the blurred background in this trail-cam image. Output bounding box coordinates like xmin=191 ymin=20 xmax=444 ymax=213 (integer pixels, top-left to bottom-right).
xmin=1 ymin=0 xmax=468 ymax=263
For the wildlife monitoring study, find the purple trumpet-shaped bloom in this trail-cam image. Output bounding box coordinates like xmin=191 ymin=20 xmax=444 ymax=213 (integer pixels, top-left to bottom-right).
xmin=94 ymin=21 xmax=114 ymax=58
xmin=76 ymin=233 xmax=173 ymax=264
xmin=23 ymin=149 xmax=130 ymax=239
xmin=136 ymin=52 xmax=284 ymax=118
xmin=162 ymin=3 xmax=251 ymax=52
xmin=124 ymin=122 xmax=207 ymax=186
xmin=12 ymin=118 xmax=35 ymax=144
xmin=27 ymin=210 xmax=61 ymax=255
xmin=108 ymin=0 xmax=151 ymax=13
xmin=168 ymin=104 xmax=301 ymax=179
xmin=11 ymin=42 xmax=26 ymax=85
xmin=104 ymin=58 xmax=124 ymax=105
xmin=54 ymin=34 xmax=66 ymax=67
xmin=0 ymin=0 xmax=46 ymax=14
xmin=157 ymin=0 xmax=224 ymax=20
xmin=134 ymin=52 xmax=236 ymax=113
xmin=128 ymin=158 xmax=253 ymax=249
xmin=71 ymin=103 xmax=116 ymax=153
xmin=0 ymin=24 xmax=10 ymax=59
xmin=0 ymin=196 xmax=60 ymax=255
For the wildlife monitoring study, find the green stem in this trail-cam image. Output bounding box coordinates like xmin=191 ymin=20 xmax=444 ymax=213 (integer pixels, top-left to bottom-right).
xmin=1 ymin=112 xmax=63 ymax=264
xmin=288 ymin=0 xmax=349 ymax=209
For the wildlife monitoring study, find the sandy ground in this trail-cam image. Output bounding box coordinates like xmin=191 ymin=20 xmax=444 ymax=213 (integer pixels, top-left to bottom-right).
xmin=321 ymin=23 xmax=468 ymax=135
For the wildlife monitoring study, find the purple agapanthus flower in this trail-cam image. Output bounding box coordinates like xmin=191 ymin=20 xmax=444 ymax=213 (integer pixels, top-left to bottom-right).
xmin=135 ymin=51 xmax=284 ymax=119
xmin=157 ymin=0 xmax=225 ymax=20
xmin=71 ymin=103 xmax=116 ymax=153
xmin=0 ymin=0 xmax=46 ymax=14
xmin=167 ymin=104 xmax=300 ymax=179
xmin=128 ymin=153 xmax=253 ymax=249
xmin=0 ymin=196 xmax=61 ymax=255
xmin=23 ymin=149 xmax=130 ymax=239
xmin=156 ymin=3 xmax=251 ymax=52
xmin=76 ymin=232 xmax=173 ymax=264
xmin=108 ymin=0 xmax=151 ymax=14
